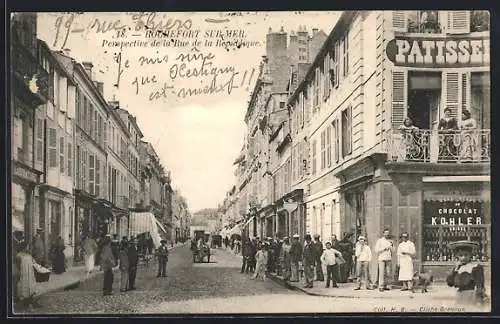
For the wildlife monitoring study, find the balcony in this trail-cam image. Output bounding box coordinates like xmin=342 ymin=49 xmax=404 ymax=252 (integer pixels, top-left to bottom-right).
xmin=385 ymin=129 xmax=490 ymax=164
xmin=114 ymin=195 xmax=130 ymax=210
xmin=11 ymin=41 xmax=49 ymax=106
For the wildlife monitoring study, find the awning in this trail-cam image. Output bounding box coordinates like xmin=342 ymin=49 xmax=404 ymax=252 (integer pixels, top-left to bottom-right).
xmin=243 ymin=216 xmax=255 ymax=228
xmin=229 ymin=224 xmax=242 ymax=235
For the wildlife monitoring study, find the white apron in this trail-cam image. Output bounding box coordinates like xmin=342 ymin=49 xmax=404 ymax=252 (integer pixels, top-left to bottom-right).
xmin=397 ymin=241 xmax=415 ymax=281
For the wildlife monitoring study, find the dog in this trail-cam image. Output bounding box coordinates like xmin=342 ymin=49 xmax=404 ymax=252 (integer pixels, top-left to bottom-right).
xmin=411 ymin=271 xmax=433 ymax=293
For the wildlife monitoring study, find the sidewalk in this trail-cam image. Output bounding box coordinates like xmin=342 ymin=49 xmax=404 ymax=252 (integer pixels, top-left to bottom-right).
xmin=36 ymin=242 xmax=187 ymax=296
xmin=219 ymin=249 xmax=491 ymax=301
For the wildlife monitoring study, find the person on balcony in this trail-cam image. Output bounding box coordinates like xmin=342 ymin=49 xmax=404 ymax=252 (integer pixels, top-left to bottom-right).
xmin=398 ymin=118 xmax=420 ymax=160
xmin=459 ymin=109 xmax=479 ymax=162
xmin=438 ymin=108 xmax=459 ymax=161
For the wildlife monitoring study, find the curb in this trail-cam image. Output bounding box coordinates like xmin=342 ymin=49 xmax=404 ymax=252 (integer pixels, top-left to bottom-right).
xmin=39 ymin=243 xmax=187 ymax=296
xmin=267 ymin=274 xmax=456 ymax=301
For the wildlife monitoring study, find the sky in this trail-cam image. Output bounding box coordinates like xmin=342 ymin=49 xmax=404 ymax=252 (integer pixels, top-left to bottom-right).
xmin=36 ymin=11 xmax=340 ymax=212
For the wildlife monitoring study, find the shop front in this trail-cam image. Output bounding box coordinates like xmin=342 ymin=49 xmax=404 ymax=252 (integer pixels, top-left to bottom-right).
xmin=421 ymin=179 xmax=490 ymax=282
xmin=11 ymin=160 xmax=42 ymax=248
xmin=274 ymin=189 xmax=303 ymax=239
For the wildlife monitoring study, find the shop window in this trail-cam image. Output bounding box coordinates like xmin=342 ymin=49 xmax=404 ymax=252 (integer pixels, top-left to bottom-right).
xmin=422 ymin=200 xmax=490 ymax=262
xmin=470 ymin=11 xmax=490 ymax=32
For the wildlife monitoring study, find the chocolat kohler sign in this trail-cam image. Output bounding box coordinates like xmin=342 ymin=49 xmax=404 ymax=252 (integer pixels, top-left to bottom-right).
xmin=424 ymin=200 xmax=484 ymax=226
xmin=386 ymin=35 xmax=490 ymax=68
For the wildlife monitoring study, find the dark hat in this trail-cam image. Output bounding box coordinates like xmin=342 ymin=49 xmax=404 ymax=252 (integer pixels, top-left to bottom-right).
xmin=160 ymin=239 xmax=167 ymax=244
xmin=447 ymin=240 xmax=479 ymax=252
xmin=305 ymin=234 xmax=312 ymax=241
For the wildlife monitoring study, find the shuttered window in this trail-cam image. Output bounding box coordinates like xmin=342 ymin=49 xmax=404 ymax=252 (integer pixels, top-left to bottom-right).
xmin=75 ymin=146 xmax=80 ymax=188
xmin=95 ymin=158 xmax=100 ymax=197
xmin=443 ymin=72 xmax=460 ymax=118
xmin=89 ymin=154 xmax=95 ymax=195
xmin=312 ymin=139 xmax=317 ymax=175
xmin=320 ymin=130 xmax=326 ymax=170
xmin=314 ymin=68 xmax=320 ymax=108
xmin=324 ymin=53 xmax=331 ymax=100
xmin=391 ymin=69 xmax=408 ymax=129
xmin=392 ymin=11 xmax=408 ymax=32
xmin=59 ymin=137 xmax=65 ymax=173
xmin=332 ymin=119 xmax=340 ymax=163
xmin=447 ymin=11 xmax=470 ymax=34
xmin=67 ymin=142 xmax=72 ymax=176
xmin=342 ymin=106 xmax=353 ymax=157
xmin=333 ymin=42 xmax=340 ymax=88
xmin=35 ymin=118 xmax=44 ymax=162
xmin=48 ymin=128 xmax=57 ymax=168
xmin=326 ymin=125 xmax=332 ymax=167
xmin=343 ymin=33 xmax=349 ymax=77
xmin=94 ymin=110 xmax=98 ymax=142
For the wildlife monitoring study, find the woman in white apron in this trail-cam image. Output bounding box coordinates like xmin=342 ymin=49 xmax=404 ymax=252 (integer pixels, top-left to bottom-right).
xmin=397 ymin=232 xmax=416 ymax=291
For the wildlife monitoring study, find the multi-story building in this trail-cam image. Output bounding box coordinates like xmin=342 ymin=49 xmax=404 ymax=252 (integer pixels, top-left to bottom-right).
xmin=11 ymin=13 xmax=48 ymax=249
xmin=61 ymin=57 xmax=115 ymax=260
xmin=171 ymin=190 xmax=190 ymax=242
xmin=300 ymin=10 xmax=490 ymax=281
xmin=37 ymin=44 xmax=77 ymax=264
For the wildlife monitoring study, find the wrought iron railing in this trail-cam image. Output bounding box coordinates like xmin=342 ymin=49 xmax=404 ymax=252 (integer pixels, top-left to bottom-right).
xmin=385 ymin=129 xmax=490 ymax=164
xmin=11 ymin=41 xmax=49 ymax=100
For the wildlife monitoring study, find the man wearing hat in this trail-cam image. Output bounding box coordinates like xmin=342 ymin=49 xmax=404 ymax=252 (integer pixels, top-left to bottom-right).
xmin=397 ymin=232 xmax=416 ymax=291
xmin=446 ymin=240 xmax=486 ymax=306
xmin=128 ymin=237 xmax=139 ymax=290
xmin=32 ymin=228 xmax=45 ymax=266
xmin=156 ymin=239 xmax=169 ymax=277
xmin=290 ymin=234 xmax=302 ymax=282
xmin=302 ymin=234 xmax=315 ymax=288
xmin=280 ymin=237 xmax=292 ymax=282
xmin=313 ymin=235 xmax=324 ymax=281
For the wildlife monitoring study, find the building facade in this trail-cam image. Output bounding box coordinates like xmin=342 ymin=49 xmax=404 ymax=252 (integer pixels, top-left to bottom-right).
xmin=37 ymin=44 xmax=77 ymax=264
xmin=11 ymin=13 xmax=48 ymax=250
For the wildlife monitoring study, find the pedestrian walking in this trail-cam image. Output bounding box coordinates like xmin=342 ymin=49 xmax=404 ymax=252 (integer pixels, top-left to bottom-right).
xmin=302 ymin=234 xmax=315 ymax=288
xmin=50 ymin=235 xmax=66 ymax=274
xmin=119 ymin=241 xmax=129 ymax=292
xmin=128 ymin=237 xmax=139 ymax=291
xmin=82 ymin=235 xmax=98 ymax=274
xmin=354 ymin=236 xmax=373 ymax=290
xmin=280 ymin=237 xmax=292 ymax=282
xmin=313 ymin=235 xmax=324 ymax=281
xmin=156 ymin=240 xmax=169 ymax=277
xmin=446 ymin=240 xmax=487 ymax=307
xmin=252 ymin=242 xmax=268 ymax=281
xmin=111 ymin=234 xmax=120 ymax=266
xmin=290 ymin=234 xmax=302 ymax=282
xmin=241 ymin=237 xmax=251 ymax=274
xmin=375 ymin=229 xmax=394 ymax=291
xmin=99 ymin=237 xmax=115 ymax=296
xmin=32 ymin=228 xmax=45 ymax=267
xmin=248 ymin=237 xmax=257 ymax=273
xmin=321 ymin=241 xmax=342 ymax=288
xmin=397 ymin=232 xmax=416 ymax=291
xmin=338 ymin=232 xmax=354 ymax=283
xmin=16 ymin=240 xmax=41 ymax=309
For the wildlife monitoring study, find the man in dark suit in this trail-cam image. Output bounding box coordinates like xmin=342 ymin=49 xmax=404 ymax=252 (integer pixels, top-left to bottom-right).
xmin=303 ymin=234 xmax=315 ymax=288
xmin=313 ymin=235 xmax=324 ymax=281
xmin=128 ymin=237 xmax=139 ymax=290
xmin=156 ymin=240 xmax=169 ymax=277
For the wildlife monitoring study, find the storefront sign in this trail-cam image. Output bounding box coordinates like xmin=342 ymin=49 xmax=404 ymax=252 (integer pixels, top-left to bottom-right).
xmin=386 ymin=36 xmax=490 ymax=68
xmin=13 ymin=161 xmax=40 ymax=184
xmin=425 ymin=200 xmax=484 ymax=226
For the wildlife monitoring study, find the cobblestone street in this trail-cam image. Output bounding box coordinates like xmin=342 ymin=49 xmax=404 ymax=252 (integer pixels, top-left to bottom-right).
xmin=16 ymin=245 xmax=294 ymax=314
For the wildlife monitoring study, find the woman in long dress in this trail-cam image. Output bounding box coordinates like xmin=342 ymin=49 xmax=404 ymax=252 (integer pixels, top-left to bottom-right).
xmin=51 ymin=236 xmax=66 ymax=274
xmin=459 ymin=109 xmax=478 ymax=161
xmin=281 ymin=237 xmax=292 ymax=283
xmin=397 ymin=232 xmax=416 ymax=291
xmin=252 ymin=243 xmax=268 ymax=281
xmin=16 ymin=241 xmax=41 ymax=310
xmin=446 ymin=240 xmax=487 ymax=309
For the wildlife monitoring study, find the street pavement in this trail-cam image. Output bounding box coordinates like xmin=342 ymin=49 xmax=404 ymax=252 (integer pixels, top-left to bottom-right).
xmin=14 ymin=246 xmax=489 ymax=315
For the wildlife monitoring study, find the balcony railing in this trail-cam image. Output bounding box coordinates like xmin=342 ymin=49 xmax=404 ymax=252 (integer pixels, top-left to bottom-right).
xmin=385 ymin=129 xmax=490 ymax=164
xmin=11 ymin=41 xmax=49 ymax=102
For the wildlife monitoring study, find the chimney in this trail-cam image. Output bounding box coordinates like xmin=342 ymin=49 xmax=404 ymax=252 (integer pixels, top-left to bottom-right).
xmin=97 ymin=82 xmax=104 ymax=95
xmin=312 ymin=28 xmax=318 ymax=36
xmin=82 ymin=61 xmax=93 ymax=79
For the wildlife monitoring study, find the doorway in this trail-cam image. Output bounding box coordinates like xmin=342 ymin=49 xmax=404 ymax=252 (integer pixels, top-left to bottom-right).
xmin=408 ymin=72 xmax=442 ymax=130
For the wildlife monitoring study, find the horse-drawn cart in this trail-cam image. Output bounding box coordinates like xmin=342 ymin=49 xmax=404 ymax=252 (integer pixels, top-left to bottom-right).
xmin=191 ymin=232 xmax=211 ymax=263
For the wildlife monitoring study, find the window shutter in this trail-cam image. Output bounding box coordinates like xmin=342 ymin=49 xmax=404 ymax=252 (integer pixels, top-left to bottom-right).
xmin=67 ymin=142 xmax=72 ymax=176
xmin=461 ymin=72 xmax=471 ymax=117
xmin=327 ymin=125 xmax=332 ymax=167
xmin=59 ymin=137 xmax=65 ymax=173
xmin=447 ymin=11 xmax=470 ymax=34
xmin=36 ymin=118 xmax=44 ymax=162
xmin=89 ymin=154 xmax=95 ymax=195
xmin=442 ymin=71 xmax=461 ymax=119
xmin=67 ymin=85 xmax=75 ymax=118
xmin=59 ymin=76 xmax=67 ymax=113
xmin=96 ymin=158 xmax=100 ymax=198
xmin=392 ymin=11 xmax=408 ymax=32
xmin=391 ymin=69 xmax=408 ymax=129
xmin=48 ymin=128 xmax=57 ymax=168
xmin=304 ymin=88 xmax=310 ymax=123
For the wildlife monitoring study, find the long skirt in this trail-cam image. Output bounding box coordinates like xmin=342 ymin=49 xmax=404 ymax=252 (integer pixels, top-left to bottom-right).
xmin=52 ymin=251 xmax=66 ymax=274
xmin=84 ymin=254 xmax=95 ymax=273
